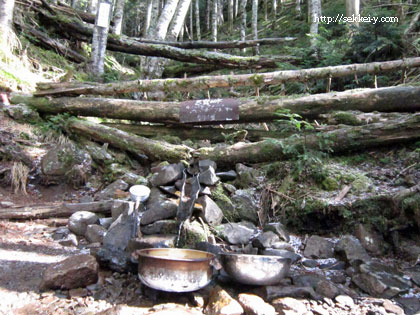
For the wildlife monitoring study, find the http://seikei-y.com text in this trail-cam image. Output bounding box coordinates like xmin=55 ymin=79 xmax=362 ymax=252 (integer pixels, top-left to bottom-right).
xmin=316 ymin=14 xmax=398 ymax=25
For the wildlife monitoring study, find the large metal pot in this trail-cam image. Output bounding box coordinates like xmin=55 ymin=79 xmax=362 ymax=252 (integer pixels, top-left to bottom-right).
xmin=219 ymin=253 xmax=292 ymax=286
xmin=134 ymin=248 xmax=215 ymax=292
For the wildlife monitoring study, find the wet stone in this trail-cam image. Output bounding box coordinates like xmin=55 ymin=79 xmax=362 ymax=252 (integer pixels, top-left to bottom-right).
xmin=303 ymin=235 xmax=335 ymax=259
xmin=58 ymin=233 xmax=78 ymax=247
xmin=272 ymin=241 xmax=295 ymax=252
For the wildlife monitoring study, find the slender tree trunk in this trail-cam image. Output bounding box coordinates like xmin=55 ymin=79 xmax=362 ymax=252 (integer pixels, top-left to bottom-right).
xmin=228 ymin=0 xmax=234 ymax=32
xmin=146 ymin=0 xmax=160 ymax=37
xmin=90 ymin=0 xmax=112 ymax=79
xmin=195 ymin=0 xmax=201 ymax=40
xmin=217 ymin=0 xmax=223 ymax=25
xmin=272 ymin=0 xmax=277 ymax=18
xmin=345 ymin=0 xmax=359 ymax=26
xmin=154 ymin=0 xmax=179 ymax=40
xmin=89 ymin=0 xmax=98 ymax=14
xmin=263 ymin=0 xmax=268 ymax=21
xmin=252 ymin=0 xmax=259 ymax=55
xmin=206 ymin=0 xmax=210 ymax=31
xmin=240 ymin=0 xmax=247 ymax=53
xmin=308 ymin=0 xmax=321 ymax=53
xmin=143 ymin=0 xmax=153 ymax=37
xmin=295 ymin=0 xmax=301 ymax=17
xmin=0 ymin=0 xmax=15 ymax=49
xmin=189 ymin=0 xmax=194 ymax=39
xmin=167 ymin=0 xmax=192 ymax=41
xmin=234 ymin=0 xmax=238 ymax=17
xmin=211 ymin=0 xmax=218 ymax=42
xmin=112 ymin=0 xmax=126 ymax=35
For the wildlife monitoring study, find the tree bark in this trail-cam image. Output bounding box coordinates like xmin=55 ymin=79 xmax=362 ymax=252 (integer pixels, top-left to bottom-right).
xmin=89 ymin=0 xmax=98 ymax=14
xmin=196 ymin=113 xmax=420 ymax=166
xmin=240 ymin=0 xmax=247 ymax=53
xmin=273 ymin=0 xmax=277 ymax=18
xmin=143 ymin=0 xmax=154 ymax=36
xmin=189 ymin=0 xmax=194 ymax=39
xmin=102 ymin=123 xmax=285 ymax=142
xmin=206 ymin=0 xmax=210 ymax=31
xmin=15 ymin=85 xmax=420 ymax=124
xmin=112 ymin=0 xmax=126 ymax=35
xmin=308 ymin=0 xmax=321 ymax=51
xmin=295 ymin=0 xmax=301 ymax=17
xmin=195 ymin=0 xmax=201 ymax=40
xmin=211 ymin=0 xmax=218 ymax=42
xmin=66 ymin=118 xmax=192 ymax=162
xmin=252 ymin=0 xmax=259 ymax=55
xmin=0 ymin=201 xmax=113 ymax=220
xmin=0 ymin=0 xmax=15 ymax=48
xmin=345 ymin=0 xmax=359 ymax=26
xmin=35 ymin=57 xmax=420 ymax=96
xmin=154 ymin=0 xmax=179 ymax=40
xmin=167 ymin=0 xmax=192 ymax=40
xmin=228 ymin=0 xmax=234 ymax=32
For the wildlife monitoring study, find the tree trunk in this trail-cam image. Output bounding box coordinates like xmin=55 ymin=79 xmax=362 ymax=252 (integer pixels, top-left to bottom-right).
xmin=102 ymin=123 xmax=285 ymax=142
xmin=272 ymin=0 xmax=277 ymax=18
xmin=206 ymin=0 xmax=210 ymax=31
xmin=89 ymin=0 xmax=98 ymax=14
xmin=228 ymin=0 xmax=234 ymax=32
xmin=143 ymin=0 xmax=154 ymax=36
xmin=217 ymin=0 xmax=223 ymax=25
xmin=112 ymin=0 xmax=126 ymax=35
xmin=252 ymin=0 xmax=259 ymax=55
xmin=308 ymin=0 xmax=321 ymax=51
xmin=240 ymin=0 xmax=247 ymax=53
xmin=345 ymin=0 xmax=359 ymax=26
xmin=35 ymin=57 xmax=420 ymax=96
xmin=146 ymin=0 xmax=160 ymax=37
xmin=263 ymin=0 xmax=268 ymax=21
xmin=195 ymin=0 xmax=201 ymax=40
xmin=196 ymin=113 xmax=420 ymax=166
xmin=295 ymin=0 xmax=301 ymax=17
xmin=189 ymin=0 xmax=194 ymax=39
xmin=167 ymin=0 xmax=192 ymax=40
xmin=15 ymin=85 xmax=420 ymax=125
xmin=0 ymin=0 xmax=15 ymax=48
xmin=0 ymin=201 xmax=113 ymax=220
xmin=154 ymin=0 xmax=179 ymax=40
xmin=90 ymin=0 xmax=112 ymax=79
xmin=211 ymin=0 xmax=218 ymax=42
xmin=67 ymin=118 xmax=192 ymax=162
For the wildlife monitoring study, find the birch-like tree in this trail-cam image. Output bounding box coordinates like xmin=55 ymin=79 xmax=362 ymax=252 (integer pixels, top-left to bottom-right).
xmin=143 ymin=0 xmax=153 ymax=36
xmin=195 ymin=0 xmax=201 ymax=40
xmin=296 ymin=0 xmax=301 ymax=17
xmin=167 ymin=0 xmax=192 ymax=40
xmin=112 ymin=0 xmax=126 ymax=35
xmin=346 ymin=0 xmax=359 ymax=26
xmin=89 ymin=0 xmax=98 ymax=14
xmin=308 ymin=0 xmax=322 ymax=52
xmin=154 ymin=0 xmax=180 ymax=40
xmin=0 ymin=0 xmax=15 ymax=50
xmin=189 ymin=0 xmax=194 ymax=39
xmin=240 ymin=0 xmax=247 ymax=52
xmin=228 ymin=0 xmax=234 ymax=32
xmin=252 ymin=0 xmax=259 ymax=55
xmin=206 ymin=0 xmax=210 ymax=31
xmin=211 ymin=0 xmax=218 ymax=42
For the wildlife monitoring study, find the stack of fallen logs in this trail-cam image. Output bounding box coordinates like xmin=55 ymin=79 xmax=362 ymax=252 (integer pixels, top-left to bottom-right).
xmin=8 ymin=57 xmax=420 ymax=166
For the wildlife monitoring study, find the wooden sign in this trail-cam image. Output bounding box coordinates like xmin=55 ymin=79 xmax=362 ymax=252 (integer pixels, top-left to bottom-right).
xmin=97 ymin=2 xmax=111 ymax=28
xmin=179 ymin=98 xmax=240 ymax=124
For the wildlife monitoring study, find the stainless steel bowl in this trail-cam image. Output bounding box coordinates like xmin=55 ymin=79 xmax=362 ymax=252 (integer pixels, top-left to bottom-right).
xmin=134 ymin=248 xmax=215 ymax=292
xmin=219 ymin=253 xmax=292 ymax=286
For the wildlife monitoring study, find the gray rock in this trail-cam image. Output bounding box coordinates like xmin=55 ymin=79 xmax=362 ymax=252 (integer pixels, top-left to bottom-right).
xmin=0 ymin=201 xmax=14 ymax=208
xmin=395 ymin=297 xmax=420 ymax=315
xmin=217 ymin=170 xmax=237 ymax=182
xmin=199 ymin=166 xmax=219 ymax=186
xmin=68 ymin=211 xmax=99 ymax=236
xmin=292 ymin=274 xmax=324 ymax=289
xmin=126 ymin=235 xmax=177 ymax=252
xmin=272 ymin=241 xmax=295 ymax=251
xmin=252 ymin=231 xmax=280 ymax=249
xmin=271 ymin=297 xmax=307 ymax=315
xmin=85 ymin=224 xmax=106 ymax=243
xmin=3 ymin=103 xmax=41 ymax=123
xmin=216 ymin=222 xmax=257 ymax=245
xmin=197 ymin=195 xmax=224 ymax=226
xmin=352 ymin=261 xmax=412 ymax=298
xmin=149 ymin=163 xmax=184 ymax=187
xmin=302 ymin=259 xmax=318 ymax=268
xmin=263 ymin=222 xmax=290 ymax=242
xmin=199 ymin=159 xmax=217 ymax=172
xmin=195 ymin=242 xmax=223 ymax=256
xmin=335 ymin=295 xmax=354 ymax=307
xmin=111 ymin=200 xmax=131 ymax=221
xmin=263 ymin=249 xmax=301 ymax=263
xmin=235 ymin=163 xmax=262 ymax=188
xmin=319 ymin=260 xmax=346 ymax=270
xmin=40 ymin=255 xmax=98 ymax=290
xmin=79 ymin=195 xmax=94 ymax=203
xmin=238 ymin=293 xmax=276 ymax=315
xmin=263 ymin=285 xmax=320 ymax=301
xmin=355 ymin=224 xmax=388 ymax=255
xmin=200 ymin=186 xmax=212 ymax=195
xmin=59 ymin=233 xmax=78 ymax=247
xmin=94 ymin=247 xmax=137 ymax=273
xmin=81 ymin=140 xmax=114 ymax=165
xmin=303 ymin=235 xmax=335 ymax=259
xmin=336 ymin=235 xmax=371 ymax=267
xmin=223 ymin=183 xmax=237 ymax=194
xmin=140 ymin=220 xmax=179 ymax=235
xmin=315 ymin=279 xmax=340 ymax=299
xmin=206 ymin=286 xmax=243 ymax=315
xmin=121 ymin=173 xmax=147 ymax=185
xmin=230 ymin=189 xmax=259 ymax=224
xmin=103 ymin=202 xmax=136 ymax=251
xmin=99 ymin=217 xmax=113 ymax=229
xmin=95 ymin=179 xmax=129 ymax=200
xmin=141 ymin=188 xmax=178 ymax=225
xmin=179 ymin=220 xmax=208 ymax=247
xmin=53 ymin=226 xmax=70 ymax=240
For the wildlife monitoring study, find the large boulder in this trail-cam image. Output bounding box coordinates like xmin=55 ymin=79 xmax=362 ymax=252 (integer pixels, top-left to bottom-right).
xmin=40 ymin=255 xmax=98 ymax=290
xmin=68 ymin=211 xmax=99 ymax=236
xmin=335 ymin=235 xmax=371 ymax=267
xmin=303 ymin=235 xmax=335 ymax=259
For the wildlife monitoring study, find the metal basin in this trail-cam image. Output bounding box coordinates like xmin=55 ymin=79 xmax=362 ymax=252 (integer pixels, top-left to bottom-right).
xmin=134 ymin=248 xmax=215 ymax=292
xmin=219 ymin=253 xmax=292 ymax=286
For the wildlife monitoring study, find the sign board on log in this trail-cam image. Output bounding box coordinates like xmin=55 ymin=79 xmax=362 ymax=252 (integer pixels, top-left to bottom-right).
xmin=179 ymin=99 xmax=240 ymax=124
xmin=97 ymin=2 xmax=111 ymax=28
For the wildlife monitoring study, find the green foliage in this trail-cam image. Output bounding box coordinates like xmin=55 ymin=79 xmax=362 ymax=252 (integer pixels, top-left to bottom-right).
xmin=38 ymin=113 xmax=72 ymax=134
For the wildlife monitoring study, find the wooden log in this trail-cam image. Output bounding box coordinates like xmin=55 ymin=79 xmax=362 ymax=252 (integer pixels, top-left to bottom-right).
xmin=66 ymin=118 xmax=192 ymax=162
xmin=38 ymin=9 xmax=296 ymax=70
xmin=35 ymin=57 xmax=420 ymax=97
xmin=196 ymin=113 xmax=420 ymax=166
xmin=13 ymin=85 xmax=420 ymax=124
xmin=0 ymin=200 xmax=113 ymax=220
xmin=102 ymin=123 xmax=286 ymax=142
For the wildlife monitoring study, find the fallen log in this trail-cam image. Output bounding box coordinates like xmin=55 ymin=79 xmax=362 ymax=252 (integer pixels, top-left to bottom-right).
xmin=38 ymin=9 xmax=296 ymax=70
xmin=35 ymin=57 xmax=420 ymax=97
xmin=0 ymin=200 xmax=113 ymax=220
xmin=196 ymin=113 xmax=420 ymax=165
xmin=13 ymin=85 xmax=420 ymax=124
xmin=66 ymin=118 xmax=192 ymax=162
xmin=102 ymin=123 xmax=285 ymax=142
xmin=132 ymin=37 xmax=296 ymax=49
